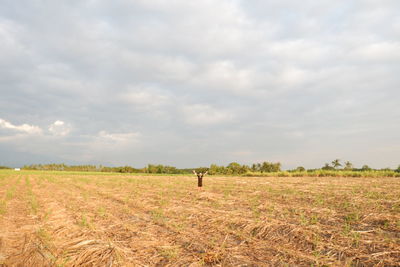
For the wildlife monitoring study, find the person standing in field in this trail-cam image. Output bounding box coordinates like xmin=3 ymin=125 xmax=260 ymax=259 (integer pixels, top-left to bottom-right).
xmin=193 ymin=170 xmax=207 ymax=187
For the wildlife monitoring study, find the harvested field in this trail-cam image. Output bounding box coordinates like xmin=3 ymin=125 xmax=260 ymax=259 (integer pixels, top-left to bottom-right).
xmin=0 ymin=171 xmax=399 ymax=266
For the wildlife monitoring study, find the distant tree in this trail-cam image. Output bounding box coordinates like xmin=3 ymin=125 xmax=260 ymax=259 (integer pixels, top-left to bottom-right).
xmin=260 ymin=162 xmax=281 ymax=172
xmin=208 ymin=164 xmax=226 ymax=175
xmin=251 ymin=164 xmax=258 ymax=172
xmin=295 ymin=166 xmax=306 ymax=172
xmin=241 ymin=164 xmax=250 ymax=174
xmin=261 ymin=162 xmax=269 ymax=172
xmin=322 ymin=163 xmax=334 ymax=170
xmin=344 ymin=161 xmax=353 ymax=170
xmin=361 ymin=165 xmax=372 ymax=171
xmin=227 ymin=162 xmax=241 ymax=174
xmin=226 ymin=162 xmax=249 ymax=175
xmin=331 ymin=159 xmax=341 ymax=169
xmin=395 ymin=165 xmax=400 ymax=173
xmin=256 ymin=163 xmax=261 ymax=171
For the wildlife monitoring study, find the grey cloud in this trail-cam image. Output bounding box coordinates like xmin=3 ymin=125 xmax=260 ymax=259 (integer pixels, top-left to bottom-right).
xmin=0 ymin=0 xmax=399 ymax=168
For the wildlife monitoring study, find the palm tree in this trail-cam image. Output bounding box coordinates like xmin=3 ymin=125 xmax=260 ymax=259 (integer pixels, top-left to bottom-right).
xmin=332 ymin=159 xmax=341 ymax=169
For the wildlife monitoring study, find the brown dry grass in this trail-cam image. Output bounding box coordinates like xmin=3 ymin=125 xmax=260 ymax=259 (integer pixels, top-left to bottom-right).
xmin=0 ymin=171 xmax=399 ymax=266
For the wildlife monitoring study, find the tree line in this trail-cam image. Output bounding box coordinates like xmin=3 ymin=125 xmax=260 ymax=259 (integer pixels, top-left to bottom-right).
xmin=0 ymin=166 xmax=11 ymax=169
xmin=9 ymin=160 xmax=400 ymax=175
xmin=208 ymin=162 xmax=281 ymax=175
xmin=20 ymin=162 xmax=282 ymax=175
xmin=304 ymin=159 xmax=399 ymax=172
xmin=20 ymin=163 xmax=191 ymax=174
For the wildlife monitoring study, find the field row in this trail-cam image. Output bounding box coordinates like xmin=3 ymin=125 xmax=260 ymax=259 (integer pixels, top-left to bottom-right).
xmin=0 ymin=171 xmax=399 ymax=266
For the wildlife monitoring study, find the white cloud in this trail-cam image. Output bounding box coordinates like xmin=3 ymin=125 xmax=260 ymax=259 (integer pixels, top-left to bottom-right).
xmin=267 ymin=40 xmax=335 ymax=67
xmin=48 ymin=120 xmax=71 ymax=136
xmin=196 ymin=61 xmax=256 ymax=94
xmin=0 ymin=118 xmax=42 ymax=135
xmin=120 ymin=85 xmax=169 ymax=107
xmin=277 ymin=67 xmax=312 ymax=88
xmin=182 ymin=104 xmax=234 ymax=126
xmin=97 ymin=130 xmax=140 ymax=143
xmin=353 ymin=41 xmax=400 ymax=62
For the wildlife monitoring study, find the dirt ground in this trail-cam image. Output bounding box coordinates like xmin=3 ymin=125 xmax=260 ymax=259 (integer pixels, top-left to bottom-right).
xmin=0 ymin=171 xmax=399 ymax=266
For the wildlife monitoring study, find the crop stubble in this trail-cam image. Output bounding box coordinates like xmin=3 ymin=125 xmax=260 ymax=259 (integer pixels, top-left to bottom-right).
xmin=0 ymin=172 xmax=399 ymax=266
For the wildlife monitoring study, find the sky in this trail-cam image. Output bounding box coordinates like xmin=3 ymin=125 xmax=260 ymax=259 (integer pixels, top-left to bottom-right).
xmin=0 ymin=0 xmax=399 ymax=169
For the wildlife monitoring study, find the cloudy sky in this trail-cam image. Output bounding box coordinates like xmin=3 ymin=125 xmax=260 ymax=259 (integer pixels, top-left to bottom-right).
xmin=1 ymin=0 xmax=399 ymax=169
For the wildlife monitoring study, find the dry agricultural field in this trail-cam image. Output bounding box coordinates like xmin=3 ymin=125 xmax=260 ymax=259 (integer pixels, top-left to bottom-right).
xmin=0 ymin=171 xmax=399 ymax=266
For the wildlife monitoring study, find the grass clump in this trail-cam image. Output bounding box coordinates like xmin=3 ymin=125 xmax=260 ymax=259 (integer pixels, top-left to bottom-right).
xmin=79 ymin=214 xmax=91 ymax=228
xmin=0 ymin=199 xmax=6 ymax=215
xmin=30 ymin=195 xmax=39 ymax=214
xmin=6 ymin=187 xmax=15 ymax=200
